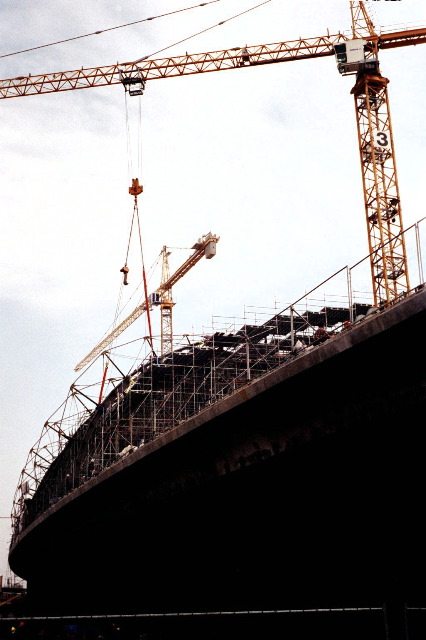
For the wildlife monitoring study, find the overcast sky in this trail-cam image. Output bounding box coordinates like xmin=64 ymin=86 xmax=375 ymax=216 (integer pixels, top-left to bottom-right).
xmin=1 ymin=0 xmax=425 ymax=582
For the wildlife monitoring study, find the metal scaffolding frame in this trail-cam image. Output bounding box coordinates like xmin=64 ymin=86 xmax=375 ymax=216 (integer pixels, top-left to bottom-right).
xmin=11 ymin=216 xmax=426 ymax=543
xmin=12 ymin=295 xmax=371 ymax=541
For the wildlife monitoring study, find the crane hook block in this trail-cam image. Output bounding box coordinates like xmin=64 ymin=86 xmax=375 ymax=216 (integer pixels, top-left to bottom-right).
xmin=129 ymin=178 xmax=143 ymax=197
xmin=120 ymin=265 xmax=129 ymax=286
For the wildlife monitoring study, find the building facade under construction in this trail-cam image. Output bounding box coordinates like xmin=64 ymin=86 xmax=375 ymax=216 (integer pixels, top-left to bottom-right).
xmin=14 ymin=293 xmax=373 ymax=537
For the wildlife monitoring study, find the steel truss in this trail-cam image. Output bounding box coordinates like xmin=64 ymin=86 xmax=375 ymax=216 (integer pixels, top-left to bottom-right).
xmin=352 ymin=72 xmax=410 ymax=306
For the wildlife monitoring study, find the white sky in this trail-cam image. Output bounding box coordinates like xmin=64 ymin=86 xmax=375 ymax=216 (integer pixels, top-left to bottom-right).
xmin=1 ymin=0 xmax=425 ymax=581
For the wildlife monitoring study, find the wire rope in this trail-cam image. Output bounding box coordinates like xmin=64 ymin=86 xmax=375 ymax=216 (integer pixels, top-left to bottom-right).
xmin=113 ymin=85 xmax=154 ymax=355
xmin=124 ymin=91 xmax=133 ymax=182
xmin=129 ymin=0 xmax=272 ymax=64
xmin=135 ymin=200 xmax=156 ymax=356
xmin=0 ymin=1 xmax=221 ymax=60
xmin=138 ymin=94 xmax=143 ymax=179
xmin=109 ymin=91 xmax=134 ymax=340
xmin=124 ymin=204 xmax=137 ymax=267
xmin=94 ymin=248 xmax=161 ymax=353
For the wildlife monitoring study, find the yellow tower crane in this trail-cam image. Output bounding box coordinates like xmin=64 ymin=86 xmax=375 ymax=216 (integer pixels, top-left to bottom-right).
xmin=155 ymin=233 xmax=218 ymax=358
xmin=333 ymin=1 xmax=415 ymax=306
xmin=2 ymin=2 xmax=425 ymax=309
xmin=74 ymin=232 xmax=219 ymax=371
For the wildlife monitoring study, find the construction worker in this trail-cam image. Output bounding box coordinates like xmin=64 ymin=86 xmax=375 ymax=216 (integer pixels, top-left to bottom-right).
xmin=313 ymin=321 xmax=332 ymax=345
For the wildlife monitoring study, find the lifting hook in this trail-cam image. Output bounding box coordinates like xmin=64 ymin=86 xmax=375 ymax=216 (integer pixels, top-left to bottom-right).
xmin=129 ymin=178 xmax=143 ymax=199
xmin=120 ymin=265 xmax=129 ymax=285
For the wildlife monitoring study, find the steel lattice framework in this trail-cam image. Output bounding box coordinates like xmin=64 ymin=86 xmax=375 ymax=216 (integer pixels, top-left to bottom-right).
xmin=352 ymin=72 xmax=409 ymax=305
xmin=160 ymin=246 xmax=174 ymax=358
xmin=1 ymin=30 xmax=426 ymax=101
xmin=12 ymin=295 xmax=370 ymax=542
xmin=350 ymin=0 xmax=376 ymax=39
xmin=347 ymin=0 xmax=412 ymax=305
xmin=0 ymin=35 xmax=350 ymax=99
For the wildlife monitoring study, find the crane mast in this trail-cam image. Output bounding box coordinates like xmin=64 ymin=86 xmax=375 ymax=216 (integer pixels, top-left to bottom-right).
xmin=352 ymin=64 xmax=409 ymax=306
xmin=160 ymin=246 xmax=173 ymax=357
xmin=334 ymin=1 xmax=411 ymax=306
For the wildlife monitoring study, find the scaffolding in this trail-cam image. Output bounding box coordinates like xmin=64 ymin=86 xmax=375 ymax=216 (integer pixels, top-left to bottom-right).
xmin=12 ymin=296 xmax=373 ymax=541
xmin=11 ymin=216 xmax=426 ymax=544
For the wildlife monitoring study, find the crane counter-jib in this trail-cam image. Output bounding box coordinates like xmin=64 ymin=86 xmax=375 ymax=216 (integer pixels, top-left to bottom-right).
xmin=377 ymin=27 xmax=426 ymax=49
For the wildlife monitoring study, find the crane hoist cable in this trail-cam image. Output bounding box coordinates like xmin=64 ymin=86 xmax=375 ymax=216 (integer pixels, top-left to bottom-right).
xmin=117 ymin=178 xmax=155 ymax=355
xmin=131 ymin=181 xmax=156 ymax=357
xmin=120 ymin=190 xmax=139 ymax=285
xmin=114 ymin=82 xmax=156 ymax=356
xmin=124 ymin=88 xmax=144 ymax=187
xmin=121 ymin=86 xmax=142 ymax=284
xmin=112 ymin=90 xmax=140 ymax=333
